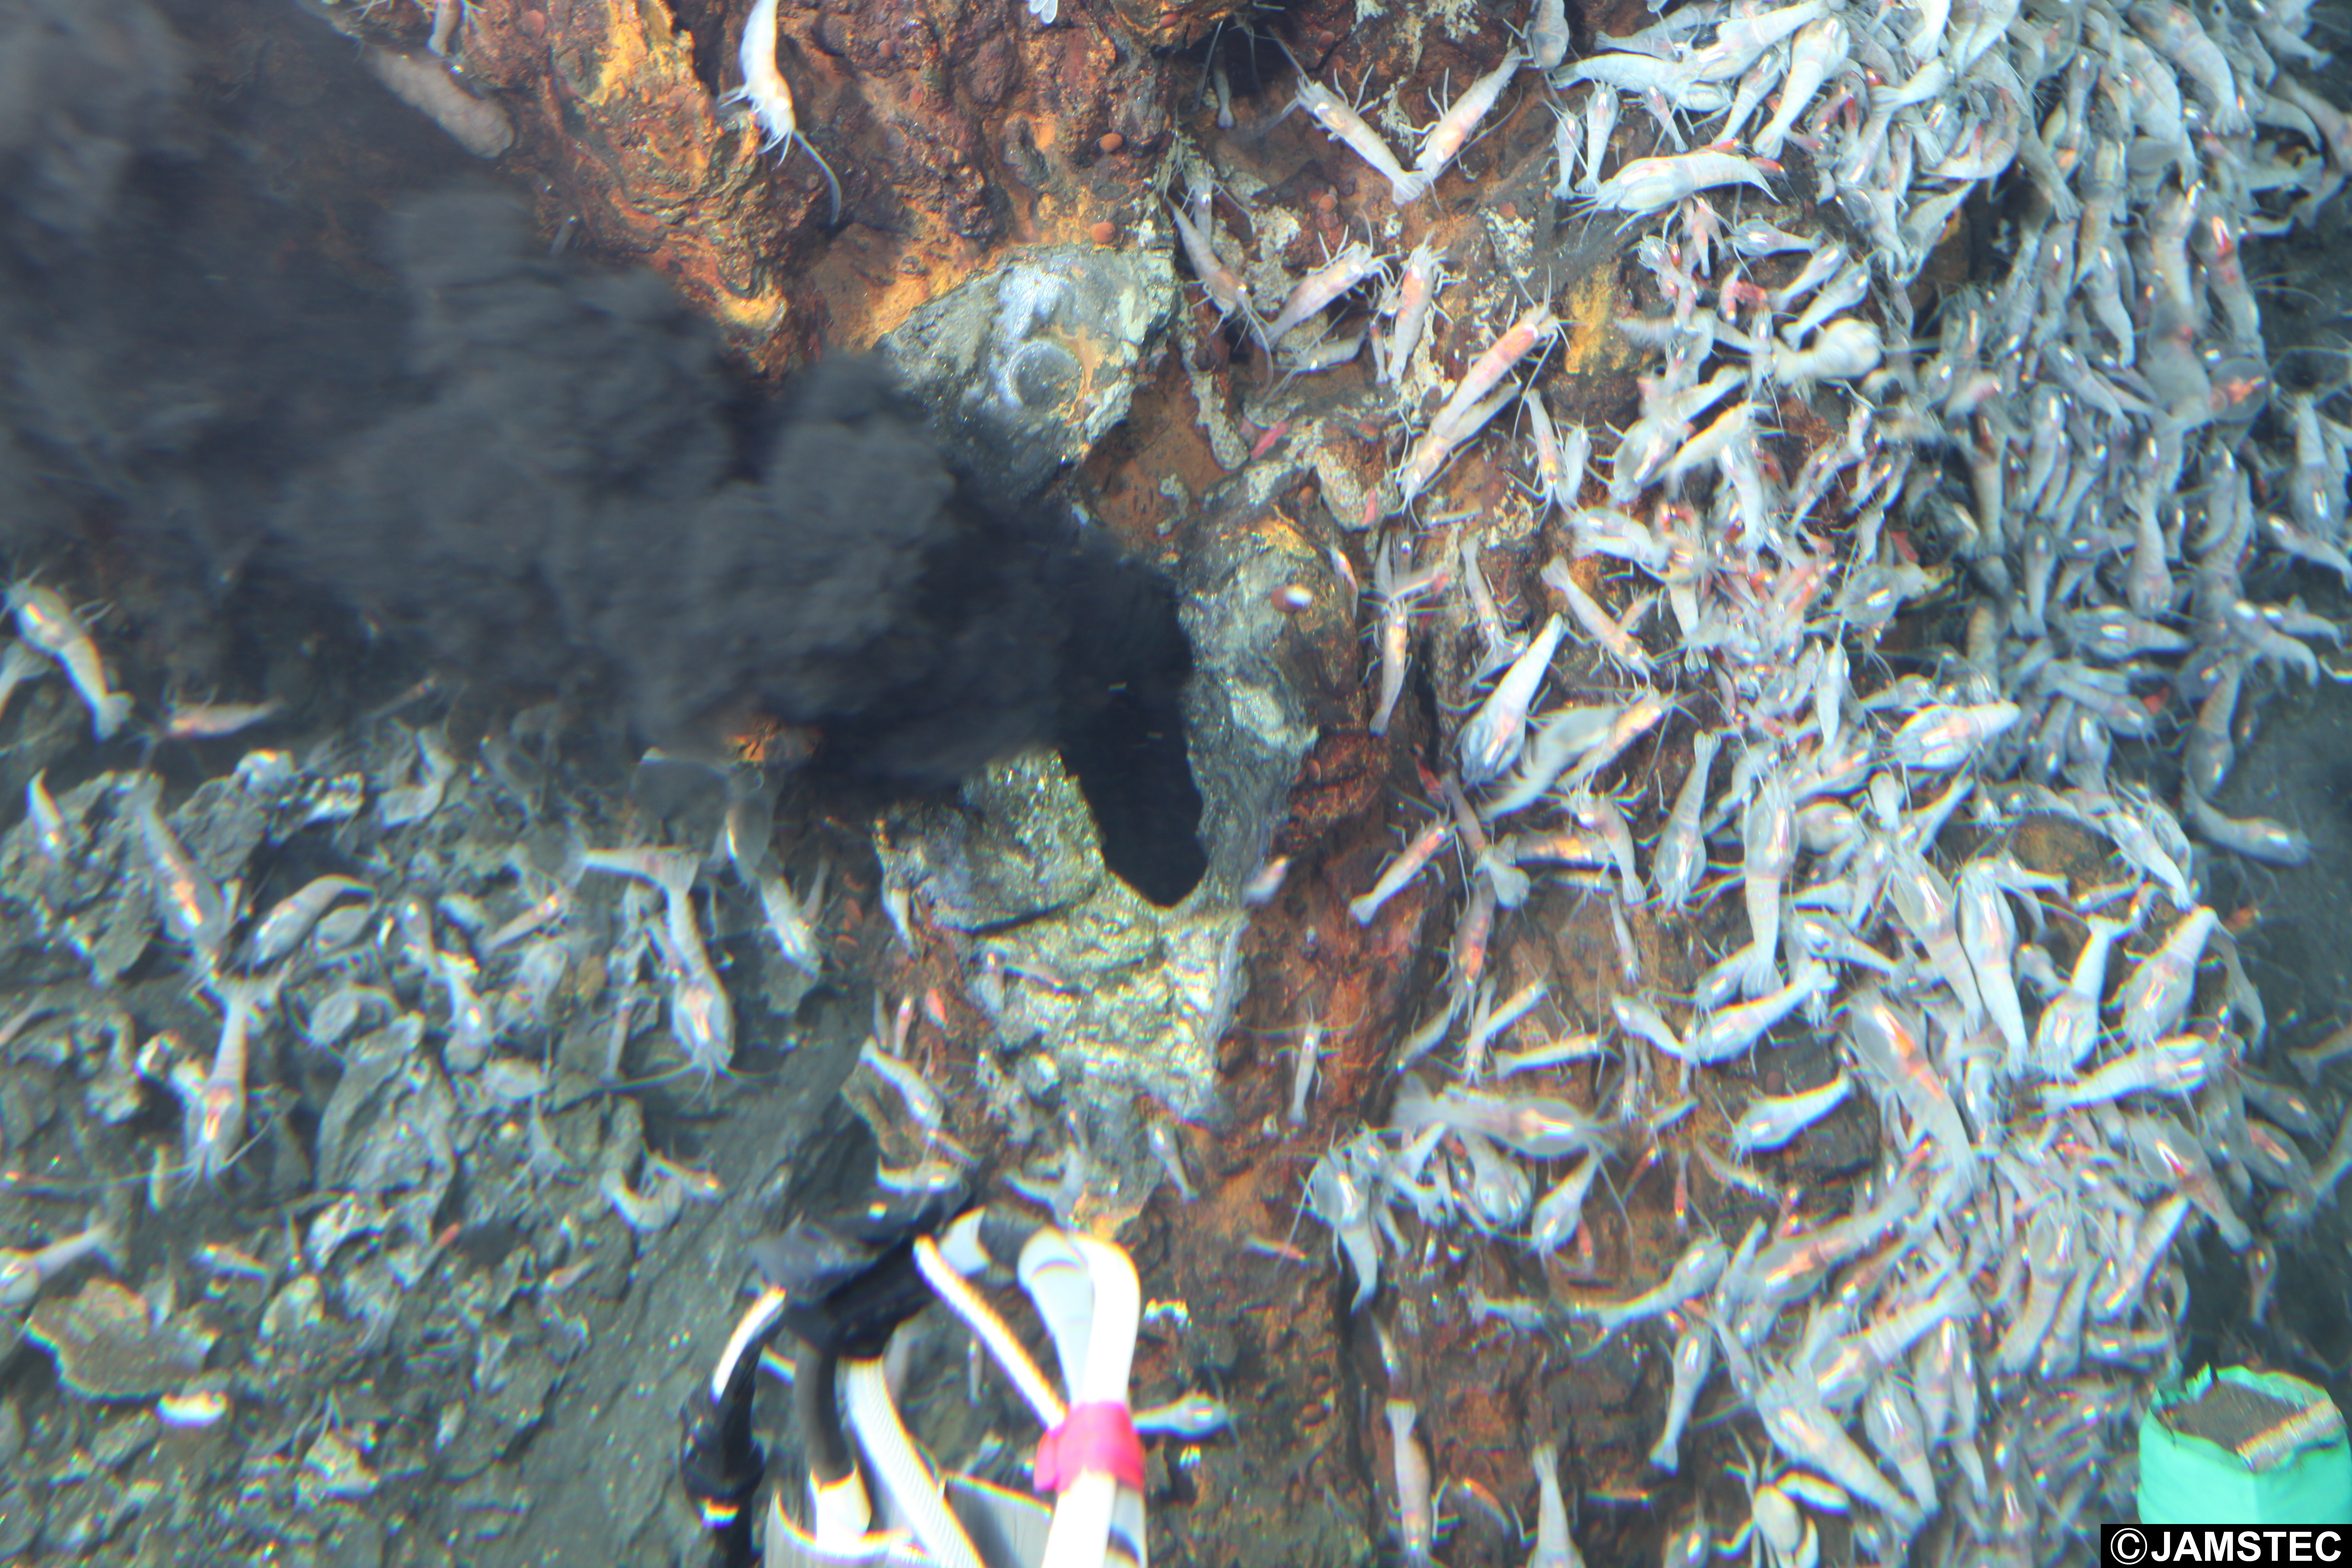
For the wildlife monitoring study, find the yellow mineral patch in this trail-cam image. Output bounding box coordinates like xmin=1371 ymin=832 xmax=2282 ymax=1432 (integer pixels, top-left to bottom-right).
xmin=708 ymin=285 xmax=793 ymax=340
xmin=1558 ymin=267 xmax=1635 ymax=377
xmin=573 ymin=0 xmax=675 ymax=113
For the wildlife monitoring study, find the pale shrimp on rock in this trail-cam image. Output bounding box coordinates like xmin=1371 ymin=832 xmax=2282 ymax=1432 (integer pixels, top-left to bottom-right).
xmin=727 ymin=0 xmax=843 ymax=223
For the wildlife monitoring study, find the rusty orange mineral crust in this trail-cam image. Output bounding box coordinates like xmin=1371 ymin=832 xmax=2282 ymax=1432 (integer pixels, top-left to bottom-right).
xmin=449 ymin=0 xmax=1186 ymax=376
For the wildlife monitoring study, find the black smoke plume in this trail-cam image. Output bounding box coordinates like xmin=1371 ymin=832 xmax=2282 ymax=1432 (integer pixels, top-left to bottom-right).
xmin=0 ymin=0 xmax=1201 ymax=895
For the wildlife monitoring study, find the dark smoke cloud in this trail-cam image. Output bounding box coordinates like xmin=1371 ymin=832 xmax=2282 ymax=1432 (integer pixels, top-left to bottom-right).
xmin=0 ymin=0 xmax=1197 ymax=818
xmin=0 ymin=0 xmax=187 ymax=239
xmin=0 ymin=0 xmax=438 ymax=609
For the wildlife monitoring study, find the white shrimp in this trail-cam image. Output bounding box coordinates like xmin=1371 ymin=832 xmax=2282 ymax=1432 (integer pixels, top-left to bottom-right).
xmin=1390 ymin=1076 xmax=1609 ymax=1159
xmin=1305 ymin=1140 xmax=1381 ymax=1311
xmin=2115 ymin=905 xmax=2217 ymax=1050
xmin=1168 ymin=197 xmax=1255 ymax=328
xmin=1434 ymin=304 xmax=1560 ymax=436
xmin=10 ymin=584 xmax=131 ymax=740
xmin=1563 ymin=53 xmax=1697 ymax=99
xmin=726 ymin=0 xmax=842 ymax=223
xmin=1737 ymin=768 xmax=1796 ymax=997
xmin=1389 ymin=1399 xmax=1434 ymax=1560
xmin=1752 ymin=1366 xmax=1924 ymax=1532
xmin=1732 ymin=1070 xmax=1853 ymax=1153
xmin=0 ymin=1213 xmax=120 ymax=1311
xmin=426 ymin=0 xmax=465 ymax=58
xmin=1887 ymin=701 xmax=2021 ymax=770
xmin=245 ymin=875 xmax=374 ymax=970
xmin=1582 ymin=1236 xmax=1728 ymax=1337
xmin=2032 ymin=913 xmax=2127 ymax=1075
xmin=1862 ymin=1377 xmax=1936 ymax=1514
xmin=2043 ymin=1035 xmax=2210 ymax=1110
xmin=756 ymin=863 xmax=824 ymax=977
xmin=1528 ymin=1152 xmax=1602 ymax=1255
xmin=1780 ymin=258 xmax=1871 ymax=344
xmin=2092 ymin=1193 xmax=2191 ymax=1320
xmin=1752 ymin=14 xmax=1847 ymax=159
xmin=183 ymin=970 xmax=283 ymax=1183
xmin=1351 ymin=821 xmax=1453 ymax=926
xmin=1957 ymin=862 xmax=2028 ymax=1070
xmin=1294 ymin=75 xmax=1426 ymax=205
xmin=1681 ymin=961 xmax=1831 ymax=1064
xmin=1658 ymin=401 xmax=1754 ymax=494
xmin=1765 ymin=318 xmax=1882 ymax=389
xmin=1578 ymin=85 xmax=1618 ymax=199
xmin=1522 ymin=388 xmax=1589 ymax=514
xmin=1459 ymin=615 xmax=1566 ymax=787
xmin=1288 ymin=1019 xmax=1324 ymax=1127
xmin=1687 ymin=0 xmax=1828 ymax=83
xmin=1263 ymin=239 xmax=1385 ymax=346
xmin=132 ymin=782 xmax=234 ymax=974
xmin=1395 ymin=304 xmax=1560 ymax=508
xmin=1650 ymin=1314 xmax=1715 ymax=1473
xmin=1550 ymin=100 xmax=1583 ymax=201
xmin=1581 ymin=150 xmax=1778 ymax=221
xmin=1370 ymin=541 xmax=1449 ymax=734
xmin=1526 ymin=0 xmax=1570 ymax=71
xmin=1560 ymin=689 xmax=1669 ymax=793
xmin=2129 ymin=0 xmax=2249 ymax=133
xmin=1379 ymin=240 xmax=1446 ymax=387
xmin=1542 ymin=558 xmax=1650 ymax=676
xmin=1414 ymin=51 xmax=1524 ymax=186
xmin=1651 ymin=730 xmax=1718 ymax=910
xmin=1731 ymin=216 xmax=1810 ymax=258
xmin=2183 ymin=781 xmax=2312 ymax=866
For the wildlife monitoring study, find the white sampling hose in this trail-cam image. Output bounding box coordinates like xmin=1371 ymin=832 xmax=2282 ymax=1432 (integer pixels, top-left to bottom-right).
xmin=840 ymin=1355 xmax=985 ymax=1568
xmin=711 ymin=1285 xmax=792 ymax=1402
xmin=914 ymin=1237 xmax=1065 ymax=1429
xmin=1019 ymin=1232 xmax=1145 ymax=1568
xmin=1071 ymin=1237 xmax=1146 ymax=1568
xmin=1015 ymin=1230 xmax=1096 ymax=1397
xmin=833 ymin=1217 xmax=1148 ymax=1568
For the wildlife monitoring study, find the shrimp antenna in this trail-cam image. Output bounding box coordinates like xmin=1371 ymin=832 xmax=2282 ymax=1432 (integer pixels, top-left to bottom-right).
xmin=1196 ymin=17 xmax=1229 ymax=106
xmin=550 ymin=1055 xmax=783 ymax=1114
xmin=0 ymin=1166 xmax=174 ymax=1199
xmin=791 ymin=135 xmax=844 ymax=227
xmin=2269 ymin=342 xmax=2352 ymax=368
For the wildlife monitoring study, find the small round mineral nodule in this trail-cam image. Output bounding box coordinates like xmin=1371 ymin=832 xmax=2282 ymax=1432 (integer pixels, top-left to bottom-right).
xmin=299 ymin=1428 xmax=380 ymax=1506
xmin=233 ymin=749 xmax=298 ymax=795
xmin=157 ymin=1389 xmax=228 ymax=1430
xmin=1015 ymin=1050 xmax=1063 ymax=1105
xmin=1090 ymin=220 xmax=1117 ymax=246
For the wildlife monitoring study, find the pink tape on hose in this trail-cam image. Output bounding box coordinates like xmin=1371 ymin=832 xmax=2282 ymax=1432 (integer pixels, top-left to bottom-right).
xmin=1032 ymin=1402 xmax=1146 ymax=1496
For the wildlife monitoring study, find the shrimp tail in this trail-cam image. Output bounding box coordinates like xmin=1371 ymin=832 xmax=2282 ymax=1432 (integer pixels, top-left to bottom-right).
xmin=88 ymin=1196 xmax=129 ymax=1273
xmin=92 ymin=691 xmax=132 ymax=741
